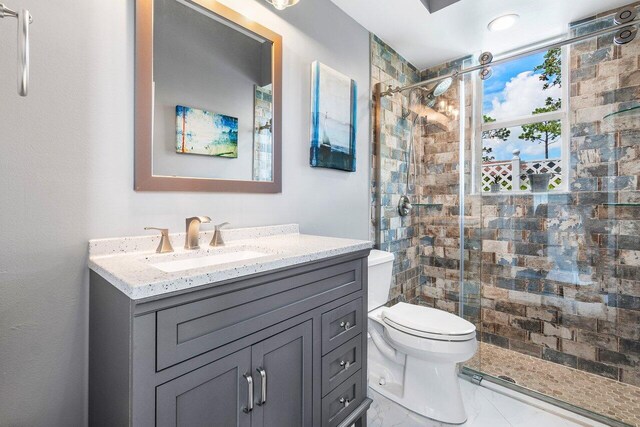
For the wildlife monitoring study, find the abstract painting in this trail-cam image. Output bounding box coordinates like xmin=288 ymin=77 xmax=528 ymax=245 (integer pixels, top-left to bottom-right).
xmin=310 ymin=61 xmax=357 ymax=172
xmin=176 ymin=105 xmax=238 ymax=158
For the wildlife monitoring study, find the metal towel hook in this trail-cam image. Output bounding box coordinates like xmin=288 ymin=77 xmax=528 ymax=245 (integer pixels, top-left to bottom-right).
xmin=0 ymin=3 xmax=32 ymax=96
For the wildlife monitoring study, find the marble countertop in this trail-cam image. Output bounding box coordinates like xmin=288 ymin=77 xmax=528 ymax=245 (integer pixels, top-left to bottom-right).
xmin=88 ymin=224 xmax=372 ymax=300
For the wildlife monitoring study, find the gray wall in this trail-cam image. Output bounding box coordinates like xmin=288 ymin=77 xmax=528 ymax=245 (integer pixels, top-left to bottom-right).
xmin=0 ymin=0 xmax=370 ymax=425
xmin=153 ymin=0 xmax=267 ymax=180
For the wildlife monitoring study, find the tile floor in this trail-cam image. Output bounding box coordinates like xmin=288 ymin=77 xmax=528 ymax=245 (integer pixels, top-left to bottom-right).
xmin=367 ymin=378 xmax=607 ymax=427
xmin=466 ymin=342 xmax=640 ymax=426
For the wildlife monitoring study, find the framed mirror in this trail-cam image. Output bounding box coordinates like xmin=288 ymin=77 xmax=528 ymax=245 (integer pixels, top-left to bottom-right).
xmin=135 ymin=0 xmax=282 ymax=192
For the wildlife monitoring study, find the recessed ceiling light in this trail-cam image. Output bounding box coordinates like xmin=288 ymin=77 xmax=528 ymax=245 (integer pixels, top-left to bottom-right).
xmin=488 ymin=14 xmax=520 ymax=32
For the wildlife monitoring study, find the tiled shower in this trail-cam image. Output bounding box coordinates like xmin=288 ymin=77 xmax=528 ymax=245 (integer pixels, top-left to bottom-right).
xmin=371 ymin=3 xmax=640 ymax=425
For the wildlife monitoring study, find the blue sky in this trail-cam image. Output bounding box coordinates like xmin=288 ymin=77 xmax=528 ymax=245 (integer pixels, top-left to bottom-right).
xmin=482 ymin=51 xmax=562 ymax=161
xmin=482 ymin=52 xmax=545 ymax=112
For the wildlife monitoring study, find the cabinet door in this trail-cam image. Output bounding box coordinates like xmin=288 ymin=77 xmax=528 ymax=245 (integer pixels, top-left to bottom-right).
xmin=251 ymin=321 xmax=313 ymax=427
xmin=156 ymin=347 xmax=252 ymax=427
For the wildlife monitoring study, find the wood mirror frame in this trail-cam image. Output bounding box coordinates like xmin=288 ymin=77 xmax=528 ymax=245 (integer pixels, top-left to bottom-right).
xmin=135 ymin=0 xmax=282 ymax=192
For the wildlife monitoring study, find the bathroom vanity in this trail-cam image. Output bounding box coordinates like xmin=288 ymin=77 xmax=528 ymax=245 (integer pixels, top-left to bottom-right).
xmin=88 ymin=225 xmax=372 ymax=427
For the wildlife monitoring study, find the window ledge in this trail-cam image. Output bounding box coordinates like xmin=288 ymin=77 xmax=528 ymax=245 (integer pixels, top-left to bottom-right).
xmin=475 ymin=190 xmax=571 ymax=197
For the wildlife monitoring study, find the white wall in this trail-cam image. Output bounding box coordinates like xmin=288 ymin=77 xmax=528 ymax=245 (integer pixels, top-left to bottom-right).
xmin=0 ymin=0 xmax=370 ymax=425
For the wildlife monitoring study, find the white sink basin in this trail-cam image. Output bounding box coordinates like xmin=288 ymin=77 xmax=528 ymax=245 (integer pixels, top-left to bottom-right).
xmin=151 ymin=250 xmax=270 ymax=273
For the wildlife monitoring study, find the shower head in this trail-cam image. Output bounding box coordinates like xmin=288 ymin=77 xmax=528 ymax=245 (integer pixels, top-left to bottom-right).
xmin=403 ymin=88 xmax=431 ymax=118
xmin=433 ymin=77 xmax=453 ymax=97
xmin=425 ymin=93 xmax=437 ymax=108
xmin=404 ymin=77 xmax=454 ymax=119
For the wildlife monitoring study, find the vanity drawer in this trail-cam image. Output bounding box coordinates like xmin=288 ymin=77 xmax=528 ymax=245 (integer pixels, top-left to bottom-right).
xmin=321 ymin=298 xmax=362 ymax=355
xmin=156 ymin=259 xmax=362 ymax=370
xmin=322 ymin=336 xmax=362 ymax=396
xmin=322 ymin=370 xmax=363 ymax=427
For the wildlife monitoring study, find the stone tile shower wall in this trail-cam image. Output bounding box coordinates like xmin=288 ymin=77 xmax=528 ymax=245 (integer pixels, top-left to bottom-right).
xmin=370 ymin=35 xmax=422 ymax=305
xmin=417 ymin=6 xmax=640 ymax=386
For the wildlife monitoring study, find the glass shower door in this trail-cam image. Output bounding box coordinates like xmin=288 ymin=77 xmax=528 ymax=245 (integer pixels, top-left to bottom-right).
xmin=468 ymin=13 xmax=640 ymax=426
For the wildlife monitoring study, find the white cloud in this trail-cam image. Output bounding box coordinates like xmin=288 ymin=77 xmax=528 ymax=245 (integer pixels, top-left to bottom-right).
xmin=487 ymin=71 xmax=561 ymax=121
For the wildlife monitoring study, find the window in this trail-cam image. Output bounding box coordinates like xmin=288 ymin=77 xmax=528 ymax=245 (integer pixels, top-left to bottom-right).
xmin=477 ymin=46 xmax=568 ymax=193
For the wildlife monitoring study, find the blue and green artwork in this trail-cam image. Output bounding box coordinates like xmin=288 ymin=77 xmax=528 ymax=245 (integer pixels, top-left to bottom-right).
xmin=176 ymin=105 xmax=238 ymax=158
xmin=310 ymin=61 xmax=357 ymax=172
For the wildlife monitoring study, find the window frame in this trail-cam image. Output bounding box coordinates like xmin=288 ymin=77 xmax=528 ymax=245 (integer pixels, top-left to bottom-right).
xmin=472 ymin=41 xmax=570 ymax=195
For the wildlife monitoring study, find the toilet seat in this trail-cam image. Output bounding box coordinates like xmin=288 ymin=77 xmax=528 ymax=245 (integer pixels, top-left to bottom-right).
xmin=381 ymin=302 xmax=476 ymax=342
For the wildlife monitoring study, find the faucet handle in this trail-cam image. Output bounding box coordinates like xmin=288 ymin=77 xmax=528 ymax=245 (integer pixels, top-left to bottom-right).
xmin=144 ymin=227 xmax=174 ymax=254
xmin=210 ymin=222 xmax=230 ymax=247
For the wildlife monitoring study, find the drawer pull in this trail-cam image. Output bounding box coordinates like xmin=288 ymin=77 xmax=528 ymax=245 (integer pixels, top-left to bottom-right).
xmin=339 ymin=321 xmax=352 ymax=331
xmin=339 ymin=397 xmax=351 ymax=408
xmin=256 ymin=367 xmax=267 ymax=406
xmin=339 ymin=360 xmax=351 ymax=371
xmin=243 ymin=373 xmax=254 ymax=413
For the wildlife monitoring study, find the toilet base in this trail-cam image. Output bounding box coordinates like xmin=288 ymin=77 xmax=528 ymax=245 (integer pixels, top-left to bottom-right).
xmin=368 ymin=342 xmax=468 ymax=424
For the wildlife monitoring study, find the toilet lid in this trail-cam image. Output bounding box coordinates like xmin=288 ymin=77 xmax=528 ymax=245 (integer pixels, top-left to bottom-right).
xmin=382 ymin=302 xmax=476 ymax=340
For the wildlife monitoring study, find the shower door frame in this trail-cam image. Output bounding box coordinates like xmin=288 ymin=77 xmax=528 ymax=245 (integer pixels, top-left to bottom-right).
xmin=459 ymin=367 xmax=629 ymax=427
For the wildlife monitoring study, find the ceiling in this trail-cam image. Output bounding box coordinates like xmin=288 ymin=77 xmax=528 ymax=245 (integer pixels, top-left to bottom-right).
xmin=330 ymin=0 xmax=635 ymax=69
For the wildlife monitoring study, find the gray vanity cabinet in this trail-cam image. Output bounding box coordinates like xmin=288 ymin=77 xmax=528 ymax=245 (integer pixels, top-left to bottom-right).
xmin=157 ymin=321 xmax=312 ymax=427
xmin=156 ymin=347 xmax=252 ymax=427
xmin=250 ymin=321 xmax=313 ymax=427
xmin=89 ymin=250 xmax=372 ymax=427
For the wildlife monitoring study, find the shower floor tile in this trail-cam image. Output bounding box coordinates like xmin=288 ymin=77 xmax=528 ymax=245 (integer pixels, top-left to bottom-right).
xmin=368 ymin=378 xmax=604 ymax=426
xmin=466 ymin=342 xmax=640 ymax=426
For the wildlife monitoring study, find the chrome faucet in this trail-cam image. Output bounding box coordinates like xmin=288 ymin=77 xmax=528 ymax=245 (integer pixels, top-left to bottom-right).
xmin=185 ymin=216 xmax=211 ymax=250
xmin=210 ymin=222 xmax=230 ymax=247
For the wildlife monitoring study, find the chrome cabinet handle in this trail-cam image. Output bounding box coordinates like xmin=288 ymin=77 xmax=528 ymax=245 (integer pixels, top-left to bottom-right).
xmin=17 ymin=7 xmax=29 ymax=96
xmin=243 ymin=373 xmax=254 ymax=413
xmin=0 ymin=4 xmax=32 ymax=97
xmin=339 ymin=397 xmax=351 ymax=408
xmin=339 ymin=321 xmax=352 ymax=331
xmin=256 ymin=367 xmax=267 ymax=406
xmin=339 ymin=360 xmax=351 ymax=371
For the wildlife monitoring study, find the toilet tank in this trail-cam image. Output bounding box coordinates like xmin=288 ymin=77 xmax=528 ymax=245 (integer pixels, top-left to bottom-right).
xmin=367 ymin=250 xmax=395 ymax=311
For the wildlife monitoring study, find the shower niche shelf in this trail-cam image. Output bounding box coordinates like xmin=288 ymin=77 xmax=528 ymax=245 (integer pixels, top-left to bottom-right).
xmin=603 ymin=105 xmax=640 ymax=121
xmin=413 ymin=203 xmax=443 ymax=207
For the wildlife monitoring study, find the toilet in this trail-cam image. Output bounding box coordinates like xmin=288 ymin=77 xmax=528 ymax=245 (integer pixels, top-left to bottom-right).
xmin=367 ymin=250 xmax=478 ymax=424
